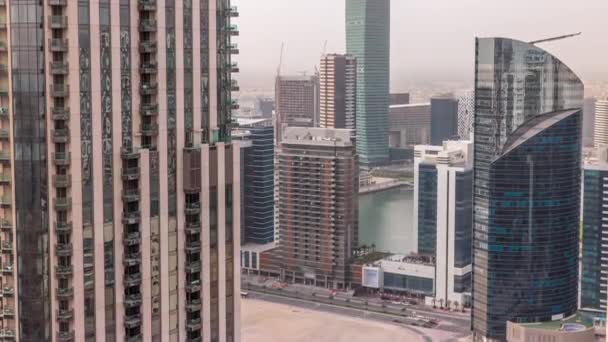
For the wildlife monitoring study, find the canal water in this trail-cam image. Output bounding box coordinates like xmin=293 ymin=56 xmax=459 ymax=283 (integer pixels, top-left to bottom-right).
xmin=358 ymin=187 xmax=415 ymax=255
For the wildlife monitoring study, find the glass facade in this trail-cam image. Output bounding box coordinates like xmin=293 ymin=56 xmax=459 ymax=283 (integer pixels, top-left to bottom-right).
xmin=473 ymin=36 xmax=584 ymax=342
xmin=383 ymin=272 xmax=433 ymax=295
xmin=430 ymin=97 xmax=458 ymax=146
xmin=581 ymin=168 xmax=606 ymax=310
xmin=454 ymin=170 xmax=472 ymax=268
xmin=243 ymin=127 xmax=274 ymax=244
xmin=417 ymin=164 xmax=437 ymax=256
xmin=345 ymin=0 xmax=390 ymax=166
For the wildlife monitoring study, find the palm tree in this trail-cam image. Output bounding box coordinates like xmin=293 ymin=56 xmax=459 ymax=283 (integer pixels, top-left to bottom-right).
xmin=453 ymin=301 xmax=459 ymax=312
xmin=439 ymin=298 xmax=444 ymax=309
xmin=431 ymin=298 xmax=436 ymax=309
xmin=446 ymin=300 xmax=451 ymax=311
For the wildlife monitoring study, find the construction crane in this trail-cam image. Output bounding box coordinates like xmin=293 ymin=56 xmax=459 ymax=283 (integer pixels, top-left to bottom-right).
xmin=277 ymin=42 xmax=284 ymax=77
xmin=529 ymin=32 xmax=581 ymax=45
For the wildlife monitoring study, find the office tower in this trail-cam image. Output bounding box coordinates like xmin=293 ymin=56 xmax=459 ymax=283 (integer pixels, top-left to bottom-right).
xmin=390 ymin=93 xmax=410 ymax=106
xmin=458 ymin=90 xmax=475 ymax=139
xmin=430 ymin=96 xmax=459 ymax=145
xmin=319 ymin=54 xmax=357 ymax=130
xmin=2 ymin=1 xmax=241 ymax=341
xmin=274 ymin=75 xmax=320 ymax=147
xmin=256 ymin=97 xmax=274 ymax=117
xmin=583 ymin=98 xmax=596 ymax=146
xmin=581 ymin=147 xmax=608 ymax=310
xmin=278 ymin=127 xmax=358 ymax=288
xmin=346 ymin=0 xmax=390 ymax=166
xmin=413 ymin=140 xmax=473 ymax=306
xmin=389 ymin=103 xmax=431 ymax=148
xmin=472 ymin=37 xmax=584 ymax=341
xmin=594 ymin=99 xmax=608 ymax=147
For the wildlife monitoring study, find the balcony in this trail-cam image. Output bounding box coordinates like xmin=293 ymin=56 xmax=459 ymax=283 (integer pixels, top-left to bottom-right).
xmin=0 ymin=88 xmax=8 ymax=96
xmin=53 ymin=174 xmax=71 ymax=187
xmin=185 ymin=261 xmax=201 ymax=273
xmin=229 ymin=44 xmax=239 ymax=55
xmin=48 ymin=15 xmax=68 ymax=29
xmin=122 ymin=167 xmax=140 ymax=180
xmin=140 ymin=62 xmax=157 ymax=74
xmin=0 ymin=195 xmax=10 ymax=206
xmin=228 ymin=6 xmax=239 ymax=17
xmin=56 ymin=330 xmax=74 ymax=342
xmin=124 ymin=273 xmax=141 ymax=287
xmin=0 ymin=19 xmax=6 ymax=30
xmin=139 ymin=19 xmax=157 ymax=32
xmin=186 ymin=298 xmax=202 ymax=312
xmin=227 ymin=24 xmax=239 ymax=36
xmin=49 ymin=38 xmax=68 ymax=52
xmin=1 ymin=264 xmax=12 ymax=275
xmin=0 ymin=107 xmax=8 ymax=116
xmin=56 ymin=287 xmax=73 ymax=298
xmin=52 ymin=152 xmax=70 ymax=165
xmin=121 ymin=147 xmax=140 ymax=160
xmin=230 ymin=99 xmax=240 ymax=110
xmin=50 ymin=84 xmax=69 ymax=98
xmin=49 ymin=61 xmax=68 ymax=75
xmin=140 ymin=103 xmax=158 ymax=116
xmin=56 ymin=243 xmax=72 ymax=257
xmin=2 ymin=308 xmax=13 ymax=318
xmin=123 ymin=252 xmax=141 ymax=267
xmin=124 ymin=293 xmax=142 ymax=307
xmin=1 ymin=241 xmax=11 ymax=253
xmin=0 ymin=220 xmax=10 ymax=231
xmin=52 ymin=128 xmax=70 ymax=143
xmin=140 ymin=123 xmax=158 ymax=136
xmin=124 ymin=313 xmax=142 ymax=328
xmin=139 ymin=40 xmax=157 ymax=53
xmin=186 ymin=317 xmax=202 ymax=331
xmin=0 ymin=128 xmax=8 ymax=140
xmin=0 ymin=152 xmax=10 ymax=163
xmin=0 ymin=329 xmax=15 ymax=340
xmin=54 ymin=221 xmax=72 ymax=233
xmin=49 ymin=0 xmax=67 ymax=5
xmin=122 ymin=189 xmax=139 ymax=202
xmin=56 ymin=308 xmax=73 ymax=321
xmin=122 ymin=211 xmax=140 ymax=224
xmin=54 ymin=197 xmax=71 ymax=210
xmin=185 ymin=203 xmax=200 ymax=215
xmin=185 ymin=240 xmax=201 ymax=253
xmin=52 ymin=107 xmax=69 ymax=121
xmin=2 ymin=287 xmax=12 ymax=296
xmin=185 ymin=280 xmax=201 ymax=293
xmin=185 ymin=222 xmax=200 ymax=235
xmin=229 ymin=62 xmax=240 ymax=73
xmin=230 ymin=80 xmax=240 ymax=92
xmin=140 ymin=83 xmax=158 ymax=95
xmin=0 ymin=42 xmax=6 ymax=52
xmin=123 ymin=232 xmax=141 ymax=246
xmin=138 ymin=0 xmax=156 ymax=10
xmin=55 ymin=265 xmax=72 ymax=276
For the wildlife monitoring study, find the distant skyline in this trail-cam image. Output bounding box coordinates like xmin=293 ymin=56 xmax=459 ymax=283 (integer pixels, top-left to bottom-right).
xmin=235 ymin=0 xmax=608 ymax=91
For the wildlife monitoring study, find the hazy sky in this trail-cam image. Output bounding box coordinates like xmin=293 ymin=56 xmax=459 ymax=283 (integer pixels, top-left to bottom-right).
xmin=235 ymin=0 xmax=608 ymax=91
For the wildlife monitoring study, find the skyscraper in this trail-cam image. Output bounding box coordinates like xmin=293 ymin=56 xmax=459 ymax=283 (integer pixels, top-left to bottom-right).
xmin=278 ymin=127 xmax=358 ymax=288
xmin=389 ymin=103 xmax=431 ymax=148
xmin=319 ymin=54 xmax=357 ymax=130
xmin=274 ymin=75 xmax=320 ymax=147
xmin=594 ymin=99 xmax=608 ymax=147
xmin=458 ymin=90 xmax=475 ymax=139
xmin=472 ymin=37 xmax=584 ymax=341
xmin=583 ymin=98 xmax=596 ymax=146
xmin=2 ymin=1 xmax=241 ymax=341
xmin=346 ymin=0 xmax=390 ymax=166
xmin=581 ymin=147 xmax=608 ymax=311
xmin=430 ymin=96 xmax=459 ymax=145
xmin=413 ymin=140 xmax=474 ymax=307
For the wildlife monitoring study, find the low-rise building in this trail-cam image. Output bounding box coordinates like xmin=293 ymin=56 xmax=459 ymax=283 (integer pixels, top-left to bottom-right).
xmin=506 ymin=314 xmax=596 ymax=342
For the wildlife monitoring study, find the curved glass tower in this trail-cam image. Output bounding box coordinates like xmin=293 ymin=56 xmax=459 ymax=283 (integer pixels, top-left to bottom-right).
xmin=472 ymin=38 xmax=584 ymax=341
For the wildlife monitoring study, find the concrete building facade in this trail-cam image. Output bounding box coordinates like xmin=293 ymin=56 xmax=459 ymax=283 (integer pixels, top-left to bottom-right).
xmin=458 ymin=90 xmax=475 ymax=139
xmin=274 ymin=75 xmax=320 ymax=147
xmin=277 ymin=127 xmax=358 ymax=288
xmin=389 ymin=103 xmax=431 ymax=148
xmin=0 ymin=1 xmax=242 ymax=341
xmin=413 ymin=140 xmax=473 ymax=307
xmin=319 ymin=54 xmax=357 ymax=130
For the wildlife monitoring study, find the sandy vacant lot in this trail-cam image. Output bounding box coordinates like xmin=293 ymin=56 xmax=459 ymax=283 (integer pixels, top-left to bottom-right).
xmin=241 ymin=299 xmax=424 ymax=342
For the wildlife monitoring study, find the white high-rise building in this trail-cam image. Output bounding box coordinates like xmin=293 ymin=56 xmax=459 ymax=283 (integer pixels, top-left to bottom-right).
xmin=595 ymin=99 xmax=608 ymax=147
xmin=413 ymin=140 xmax=473 ymax=307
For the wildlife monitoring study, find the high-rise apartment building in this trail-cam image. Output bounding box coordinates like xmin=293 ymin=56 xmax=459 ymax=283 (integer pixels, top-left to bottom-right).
xmin=319 ymin=54 xmax=357 ymax=130
xmin=274 ymin=75 xmax=320 ymax=146
xmin=581 ymin=147 xmax=608 ymax=311
xmin=390 ymin=93 xmax=410 ymax=106
xmin=1 ymin=1 xmax=241 ymax=341
xmin=583 ymin=98 xmax=596 ymax=147
xmin=277 ymin=127 xmax=358 ymax=288
xmin=346 ymin=0 xmax=390 ymax=166
xmin=430 ymin=96 xmax=459 ymax=145
xmin=472 ymin=37 xmax=584 ymax=341
xmin=413 ymin=140 xmax=473 ymax=307
xmin=256 ymin=97 xmax=274 ymax=118
xmin=594 ymin=99 xmax=608 ymax=147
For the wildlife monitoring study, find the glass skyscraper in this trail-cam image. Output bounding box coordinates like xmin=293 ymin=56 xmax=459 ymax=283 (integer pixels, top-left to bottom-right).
xmin=345 ymin=0 xmax=390 ymax=166
xmin=472 ymin=37 xmax=584 ymax=341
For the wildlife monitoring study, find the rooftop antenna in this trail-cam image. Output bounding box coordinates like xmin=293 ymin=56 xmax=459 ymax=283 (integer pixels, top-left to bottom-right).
xmin=529 ymin=32 xmax=581 ymax=45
